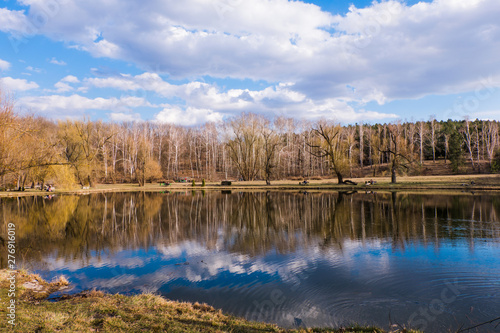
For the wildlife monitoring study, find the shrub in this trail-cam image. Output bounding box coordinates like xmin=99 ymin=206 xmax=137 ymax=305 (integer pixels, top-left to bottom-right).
xmin=491 ymin=150 xmax=500 ymax=173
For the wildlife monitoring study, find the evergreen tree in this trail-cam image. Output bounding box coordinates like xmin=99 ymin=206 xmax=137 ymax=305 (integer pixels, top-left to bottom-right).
xmin=446 ymin=122 xmax=465 ymax=173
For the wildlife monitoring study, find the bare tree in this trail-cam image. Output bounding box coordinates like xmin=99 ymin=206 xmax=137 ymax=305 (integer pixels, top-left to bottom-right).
xmin=307 ymin=121 xmax=350 ymax=184
xmin=58 ymin=119 xmax=114 ymax=187
xmin=225 ymin=113 xmax=264 ymax=181
xmin=379 ymin=123 xmax=411 ymax=183
xmin=358 ymin=123 xmax=364 ymax=168
xmin=345 ymin=125 xmax=357 ymax=178
xmin=417 ymin=121 xmax=426 ymax=165
xmin=261 ymin=120 xmax=282 ymax=185
xmin=463 ymin=117 xmax=475 ymax=170
xmin=429 ymin=116 xmax=439 ymax=163
xmin=485 ymin=121 xmax=498 ymax=165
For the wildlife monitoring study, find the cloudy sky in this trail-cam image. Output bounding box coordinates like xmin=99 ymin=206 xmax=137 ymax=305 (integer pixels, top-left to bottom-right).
xmin=1 ymin=0 xmax=500 ymax=126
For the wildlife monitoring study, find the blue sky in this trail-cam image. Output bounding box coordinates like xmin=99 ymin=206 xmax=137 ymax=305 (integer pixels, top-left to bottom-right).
xmin=1 ymin=0 xmax=500 ymax=125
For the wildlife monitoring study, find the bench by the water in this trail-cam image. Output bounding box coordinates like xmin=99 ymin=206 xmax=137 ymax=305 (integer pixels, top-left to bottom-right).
xmin=221 ymin=181 xmax=232 ymax=186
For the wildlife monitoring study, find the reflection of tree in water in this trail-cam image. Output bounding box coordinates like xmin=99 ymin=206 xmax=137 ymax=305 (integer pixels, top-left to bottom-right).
xmin=1 ymin=191 xmax=499 ymax=267
xmin=0 ymin=193 xmax=164 ymax=268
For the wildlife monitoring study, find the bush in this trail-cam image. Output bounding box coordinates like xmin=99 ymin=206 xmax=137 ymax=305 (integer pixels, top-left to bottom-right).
xmin=202 ymin=179 xmax=206 ymax=187
xmin=145 ymin=160 xmax=163 ymax=183
xmin=48 ymin=165 xmax=78 ymax=190
xmin=491 ymin=150 xmax=500 ymax=173
xmin=449 ymin=132 xmax=465 ymax=173
xmin=192 ymin=179 xmax=196 ymax=187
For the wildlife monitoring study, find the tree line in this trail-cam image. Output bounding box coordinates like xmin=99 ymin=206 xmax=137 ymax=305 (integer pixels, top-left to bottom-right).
xmin=1 ymin=93 xmax=499 ymax=189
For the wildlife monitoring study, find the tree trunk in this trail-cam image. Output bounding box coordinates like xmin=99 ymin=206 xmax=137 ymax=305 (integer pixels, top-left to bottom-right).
xmin=21 ymin=174 xmax=27 ymax=191
xmin=359 ymin=123 xmax=364 ymax=168
xmin=138 ymin=160 xmax=145 ymax=187
xmin=337 ymin=172 xmax=344 ymax=184
xmin=88 ymin=175 xmax=95 ymax=188
xmin=142 ymin=160 xmax=146 ymax=186
xmin=391 ymin=165 xmax=397 ymax=184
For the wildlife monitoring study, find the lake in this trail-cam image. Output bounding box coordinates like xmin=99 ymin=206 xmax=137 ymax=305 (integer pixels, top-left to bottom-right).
xmin=2 ymin=191 xmax=500 ymax=332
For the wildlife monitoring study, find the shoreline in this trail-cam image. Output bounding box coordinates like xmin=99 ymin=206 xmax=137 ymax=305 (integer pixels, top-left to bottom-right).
xmin=2 ymin=174 xmax=500 ymax=197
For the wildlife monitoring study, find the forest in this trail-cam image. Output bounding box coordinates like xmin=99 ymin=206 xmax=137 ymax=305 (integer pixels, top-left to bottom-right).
xmin=1 ymin=91 xmax=500 ymax=190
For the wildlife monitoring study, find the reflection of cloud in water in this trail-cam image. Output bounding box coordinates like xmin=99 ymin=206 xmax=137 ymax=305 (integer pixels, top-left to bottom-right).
xmin=156 ymin=240 xmax=320 ymax=282
xmin=41 ymin=237 xmax=397 ymax=295
xmin=322 ymin=238 xmax=392 ymax=273
xmin=44 ymin=250 xmax=152 ymax=272
xmin=89 ymin=274 xmax=138 ymax=289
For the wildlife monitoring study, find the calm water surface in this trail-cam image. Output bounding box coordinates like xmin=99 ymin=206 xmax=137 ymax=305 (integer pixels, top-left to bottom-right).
xmin=2 ymin=191 xmax=500 ymax=332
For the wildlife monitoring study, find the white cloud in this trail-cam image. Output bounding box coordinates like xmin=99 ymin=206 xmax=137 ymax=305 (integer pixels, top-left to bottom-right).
xmin=61 ymin=75 xmax=80 ymax=83
xmin=26 ymin=66 xmax=42 ymax=73
xmin=109 ymin=112 xmax=142 ymax=122
xmin=2 ymin=0 xmax=500 ymax=122
xmin=326 ymin=0 xmax=500 ymax=101
xmin=52 ymin=75 xmax=81 ymax=93
xmin=23 ymin=0 xmax=499 ymax=104
xmin=18 ymin=94 xmax=152 ymax=117
xmin=0 ymin=8 xmax=29 ymax=34
xmin=86 ymin=74 xmax=151 ymax=91
xmin=155 ymin=106 xmax=223 ymax=126
xmin=88 ymin=72 xmax=398 ymax=123
xmin=0 ymin=59 xmax=10 ymax=71
xmin=0 ymin=77 xmax=39 ymax=91
xmin=49 ymin=57 xmax=67 ymax=66
xmin=53 ymin=81 xmax=73 ymax=93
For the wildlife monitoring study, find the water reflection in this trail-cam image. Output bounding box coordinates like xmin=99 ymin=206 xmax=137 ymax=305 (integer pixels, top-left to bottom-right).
xmin=1 ymin=191 xmax=500 ymax=332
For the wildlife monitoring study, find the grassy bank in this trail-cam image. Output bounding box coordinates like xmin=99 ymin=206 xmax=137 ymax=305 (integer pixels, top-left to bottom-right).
xmin=2 ymin=174 xmax=500 ymax=197
xmin=0 ymin=270 xmax=418 ymax=333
